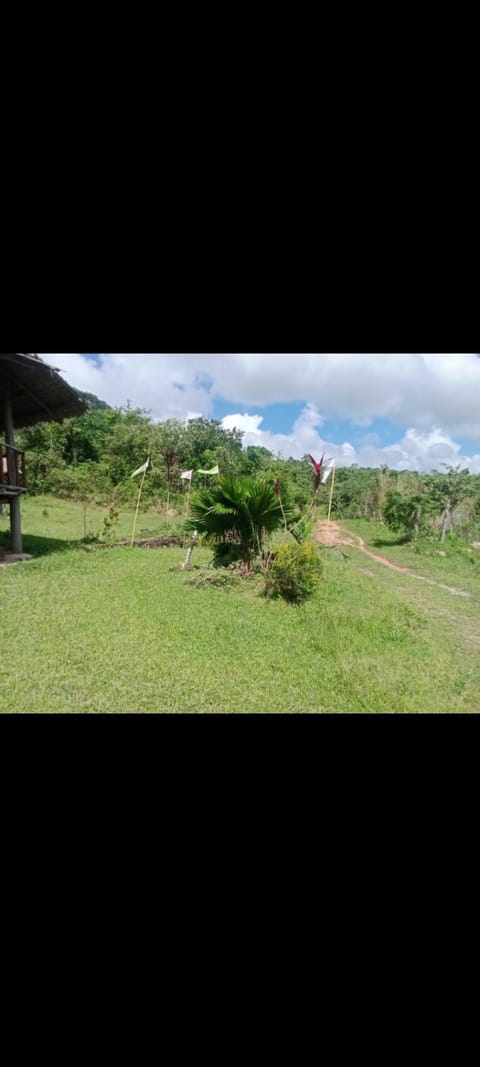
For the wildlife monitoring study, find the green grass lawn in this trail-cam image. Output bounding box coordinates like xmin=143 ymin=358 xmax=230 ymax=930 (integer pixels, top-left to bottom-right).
xmin=1 ymin=498 xmax=480 ymax=713
xmin=0 ymin=494 xmax=185 ymax=555
xmin=344 ymin=517 xmax=480 ymax=581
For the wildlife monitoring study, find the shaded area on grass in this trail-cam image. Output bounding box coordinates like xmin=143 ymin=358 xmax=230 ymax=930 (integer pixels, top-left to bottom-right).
xmin=1 ymin=532 xmax=80 ymax=558
xmin=371 ymin=536 xmax=409 ymax=548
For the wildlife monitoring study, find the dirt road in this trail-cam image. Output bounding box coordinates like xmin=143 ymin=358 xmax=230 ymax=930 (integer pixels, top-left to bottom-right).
xmin=314 ymin=520 xmax=470 ymax=598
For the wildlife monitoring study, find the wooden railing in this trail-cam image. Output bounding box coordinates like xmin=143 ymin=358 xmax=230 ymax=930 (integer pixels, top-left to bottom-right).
xmin=0 ymin=442 xmax=27 ymax=491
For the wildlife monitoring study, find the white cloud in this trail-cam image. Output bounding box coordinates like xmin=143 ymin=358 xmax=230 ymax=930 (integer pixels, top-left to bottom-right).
xmin=221 ymin=413 xmax=265 ymax=434
xmin=221 ymin=406 xmax=480 ymax=474
xmin=42 ymin=354 xmax=216 ymax=421
xmin=39 ymin=354 xmax=480 ymax=472
xmin=207 ymin=354 xmax=480 ymax=439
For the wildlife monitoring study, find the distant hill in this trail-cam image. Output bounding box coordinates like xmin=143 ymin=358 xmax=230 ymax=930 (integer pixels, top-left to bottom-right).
xmin=77 ymin=390 xmax=111 ymax=411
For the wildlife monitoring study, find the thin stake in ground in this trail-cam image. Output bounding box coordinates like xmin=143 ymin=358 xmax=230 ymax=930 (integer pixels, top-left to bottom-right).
xmin=130 ymin=459 xmax=149 ymax=548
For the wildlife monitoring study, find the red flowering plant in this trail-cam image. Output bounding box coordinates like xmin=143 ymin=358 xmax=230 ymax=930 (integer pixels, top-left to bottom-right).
xmin=306 ymin=453 xmax=335 ymax=518
xmin=307 ymin=452 xmax=326 ymax=491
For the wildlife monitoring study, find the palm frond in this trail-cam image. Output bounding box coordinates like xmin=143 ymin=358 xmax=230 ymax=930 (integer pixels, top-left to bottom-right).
xmin=185 ymin=475 xmax=285 ymax=562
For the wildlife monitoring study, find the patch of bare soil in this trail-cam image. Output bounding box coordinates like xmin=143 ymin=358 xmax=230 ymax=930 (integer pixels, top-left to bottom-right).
xmin=314 ymin=520 xmax=471 ymax=598
xmin=105 ymin=536 xmax=185 ymax=548
xmin=314 ymin=520 xmax=341 ymax=546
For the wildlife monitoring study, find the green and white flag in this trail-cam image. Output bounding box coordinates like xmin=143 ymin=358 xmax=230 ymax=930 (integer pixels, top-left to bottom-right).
xmin=131 ymin=458 xmax=149 ymax=478
xmin=197 ymin=464 xmax=219 ymax=475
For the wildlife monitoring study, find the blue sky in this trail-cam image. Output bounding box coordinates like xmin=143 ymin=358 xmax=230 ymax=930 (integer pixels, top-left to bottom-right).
xmin=43 ymin=354 xmax=480 ymax=473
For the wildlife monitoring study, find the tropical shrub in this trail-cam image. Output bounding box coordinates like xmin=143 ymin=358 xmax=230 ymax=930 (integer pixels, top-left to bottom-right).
xmin=383 ymin=491 xmax=429 ymax=542
xmin=186 ymin=475 xmax=285 ymax=571
xmin=265 ymin=542 xmax=323 ymax=603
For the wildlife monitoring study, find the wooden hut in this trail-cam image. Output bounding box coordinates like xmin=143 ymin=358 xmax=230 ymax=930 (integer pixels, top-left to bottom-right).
xmin=0 ymin=353 xmax=86 ymax=554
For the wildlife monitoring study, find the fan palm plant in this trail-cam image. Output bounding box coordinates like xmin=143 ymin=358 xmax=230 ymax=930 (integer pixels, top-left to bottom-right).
xmin=186 ymin=475 xmax=285 ymax=570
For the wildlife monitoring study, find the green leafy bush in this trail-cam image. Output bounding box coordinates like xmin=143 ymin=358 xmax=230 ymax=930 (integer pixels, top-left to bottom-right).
xmin=383 ymin=491 xmax=429 ymax=542
xmin=265 ymin=542 xmax=323 ymax=603
xmin=411 ymin=537 xmax=436 ymax=556
xmin=101 ymin=505 xmax=120 ymax=541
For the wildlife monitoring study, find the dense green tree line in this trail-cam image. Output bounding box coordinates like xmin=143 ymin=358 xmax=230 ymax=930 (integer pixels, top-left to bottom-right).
xmin=331 ymin=463 xmax=480 ymax=542
xmin=15 ymin=399 xmax=313 ymax=510
xmin=14 ymin=396 xmax=480 ymax=543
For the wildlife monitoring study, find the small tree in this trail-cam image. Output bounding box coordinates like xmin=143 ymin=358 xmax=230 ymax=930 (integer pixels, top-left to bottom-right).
xmin=383 ymin=491 xmax=428 ymax=542
xmin=429 ymin=466 xmax=472 ymax=543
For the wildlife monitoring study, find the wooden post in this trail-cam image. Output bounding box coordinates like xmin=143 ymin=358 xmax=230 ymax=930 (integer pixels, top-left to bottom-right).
xmin=183 ymin=530 xmax=198 ymax=569
xmin=3 ymin=391 xmax=22 ymax=554
xmin=185 ymin=478 xmax=192 ymax=520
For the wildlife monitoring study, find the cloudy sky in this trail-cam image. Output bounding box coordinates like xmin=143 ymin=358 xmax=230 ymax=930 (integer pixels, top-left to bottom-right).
xmin=40 ymin=354 xmax=480 ymax=473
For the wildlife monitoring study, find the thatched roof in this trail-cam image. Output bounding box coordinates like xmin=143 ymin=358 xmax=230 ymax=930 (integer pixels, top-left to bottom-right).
xmin=0 ymin=353 xmax=87 ymax=432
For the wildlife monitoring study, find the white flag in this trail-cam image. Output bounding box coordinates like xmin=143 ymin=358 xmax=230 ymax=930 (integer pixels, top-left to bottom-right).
xmin=320 ymin=460 xmax=335 ymax=484
xmin=180 ymin=469 xmax=193 ymax=481
xmin=131 ymin=458 xmax=149 ymax=479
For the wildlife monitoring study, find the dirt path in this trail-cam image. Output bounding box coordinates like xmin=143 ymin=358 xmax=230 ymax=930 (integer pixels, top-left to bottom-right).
xmin=314 ymin=520 xmax=471 ymax=598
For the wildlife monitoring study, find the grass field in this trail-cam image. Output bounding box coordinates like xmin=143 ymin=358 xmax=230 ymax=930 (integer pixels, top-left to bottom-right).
xmin=0 ymin=494 xmax=185 ymax=553
xmin=1 ymin=497 xmax=480 ymax=713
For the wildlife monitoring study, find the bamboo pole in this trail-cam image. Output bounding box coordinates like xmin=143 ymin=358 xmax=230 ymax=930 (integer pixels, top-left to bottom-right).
xmin=183 ymin=478 xmax=192 ymax=547
xmin=185 ymin=478 xmax=192 ymax=519
xmin=130 ymin=461 xmax=149 ymax=547
xmin=327 ymin=461 xmax=336 ymax=525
